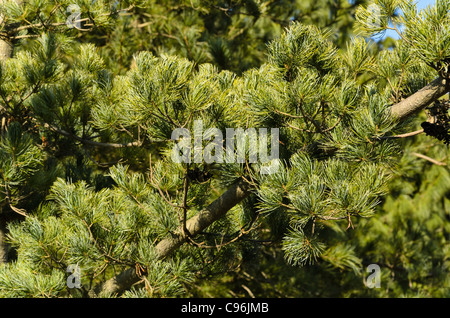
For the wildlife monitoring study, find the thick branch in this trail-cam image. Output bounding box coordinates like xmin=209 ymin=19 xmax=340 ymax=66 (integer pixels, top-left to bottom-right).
xmin=390 ymin=77 xmax=449 ymax=121
xmin=156 ymin=179 xmax=252 ymax=256
xmin=90 ymin=179 xmax=253 ymax=297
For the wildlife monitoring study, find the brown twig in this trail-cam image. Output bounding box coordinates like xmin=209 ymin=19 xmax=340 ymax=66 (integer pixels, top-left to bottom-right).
xmin=388 ymin=129 xmax=424 ymax=138
xmin=411 ymin=152 xmax=447 ymax=166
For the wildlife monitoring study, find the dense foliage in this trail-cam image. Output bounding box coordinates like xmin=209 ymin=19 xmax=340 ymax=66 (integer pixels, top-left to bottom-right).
xmin=0 ymin=0 xmax=448 ymax=298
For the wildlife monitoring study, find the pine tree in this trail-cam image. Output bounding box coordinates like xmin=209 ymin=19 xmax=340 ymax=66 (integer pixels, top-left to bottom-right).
xmin=0 ymin=0 xmax=448 ymax=298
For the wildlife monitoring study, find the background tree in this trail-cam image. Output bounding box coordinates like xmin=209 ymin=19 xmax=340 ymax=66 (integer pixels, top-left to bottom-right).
xmin=0 ymin=0 xmax=448 ymax=298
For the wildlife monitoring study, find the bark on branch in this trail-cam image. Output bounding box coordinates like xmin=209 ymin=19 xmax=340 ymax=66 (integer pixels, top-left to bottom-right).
xmin=390 ymin=77 xmax=449 ymax=121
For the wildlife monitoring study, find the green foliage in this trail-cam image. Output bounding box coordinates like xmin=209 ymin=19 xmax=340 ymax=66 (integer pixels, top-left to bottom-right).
xmin=352 ymin=139 xmax=450 ymax=297
xmin=0 ymin=263 xmax=66 ymax=297
xmin=0 ymin=0 xmax=449 ymax=299
xmin=0 ymin=122 xmax=45 ymax=211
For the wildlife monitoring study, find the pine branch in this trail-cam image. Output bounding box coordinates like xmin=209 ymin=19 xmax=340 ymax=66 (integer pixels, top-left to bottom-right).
xmin=44 ymin=123 xmax=142 ymax=148
xmin=90 ymin=179 xmax=253 ymax=297
xmin=8 ymin=22 xmax=67 ymax=33
xmin=390 ymin=77 xmax=450 ymax=121
xmin=89 ymin=74 xmax=450 ymax=297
